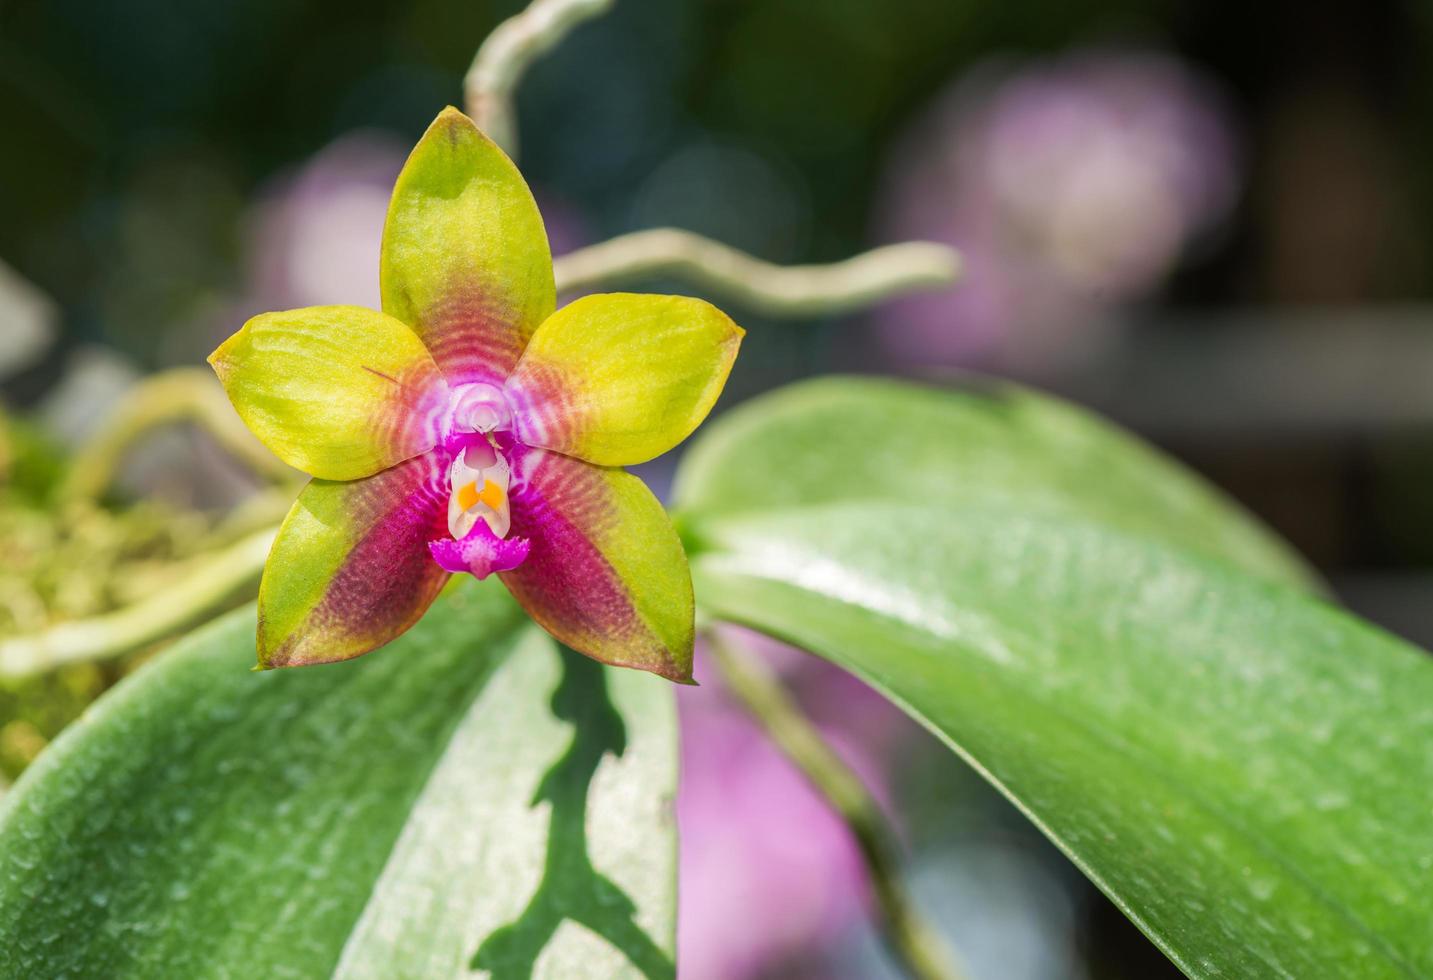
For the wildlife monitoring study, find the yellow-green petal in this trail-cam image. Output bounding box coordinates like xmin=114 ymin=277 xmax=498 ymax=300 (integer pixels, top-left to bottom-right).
xmin=258 ymin=456 xmax=450 ymax=668
xmin=380 ymin=106 xmax=555 ymax=386
xmin=209 ymin=305 xmax=448 ymax=482
xmin=506 ymin=293 xmax=743 ymax=466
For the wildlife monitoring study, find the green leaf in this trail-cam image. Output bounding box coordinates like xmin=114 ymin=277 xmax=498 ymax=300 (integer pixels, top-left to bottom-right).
xmin=675 ymin=376 xmax=1314 ymax=590
xmin=693 ymin=510 xmax=1433 ymax=977
xmin=676 ymin=379 xmax=1433 ymax=978
xmin=0 ymin=580 xmax=677 ymax=980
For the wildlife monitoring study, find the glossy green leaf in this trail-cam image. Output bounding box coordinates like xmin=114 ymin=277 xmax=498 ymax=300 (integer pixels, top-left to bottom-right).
xmin=675 ymin=376 xmax=1313 ymax=590
xmin=689 ymin=510 xmax=1433 ymax=978
xmin=0 ymin=580 xmax=677 ymax=979
xmin=676 ymin=379 xmax=1432 ymax=978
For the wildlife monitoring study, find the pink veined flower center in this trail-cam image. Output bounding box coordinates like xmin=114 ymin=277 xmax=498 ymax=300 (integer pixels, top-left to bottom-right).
xmin=445 ymin=383 xmax=515 ymax=542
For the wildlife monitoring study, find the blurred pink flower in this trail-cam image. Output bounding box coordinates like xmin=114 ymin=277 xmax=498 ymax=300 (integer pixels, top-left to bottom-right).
xmin=678 ymin=633 xmax=912 ymax=979
xmin=248 ymin=133 xmax=406 ymax=311
xmin=877 ymin=49 xmax=1239 ymax=371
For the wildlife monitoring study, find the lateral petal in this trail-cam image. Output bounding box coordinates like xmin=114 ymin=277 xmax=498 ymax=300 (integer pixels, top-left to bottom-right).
xmin=498 ymin=445 xmax=695 ymax=681
xmin=506 ymin=293 xmax=743 ymax=466
xmin=209 ymin=305 xmax=448 ymax=481
xmin=258 ymin=454 xmax=450 ymax=668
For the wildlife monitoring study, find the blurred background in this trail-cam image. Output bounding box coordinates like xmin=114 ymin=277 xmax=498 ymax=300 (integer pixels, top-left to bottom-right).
xmin=2 ymin=0 xmax=1431 ymax=976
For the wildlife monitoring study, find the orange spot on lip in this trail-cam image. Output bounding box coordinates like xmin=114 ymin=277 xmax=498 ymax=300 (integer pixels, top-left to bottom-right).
xmin=457 ymin=481 xmax=480 ymax=511
xmin=478 ymin=479 xmax=504 ymax=510
xmin=457 ymin=479 xmax=504 ymax=513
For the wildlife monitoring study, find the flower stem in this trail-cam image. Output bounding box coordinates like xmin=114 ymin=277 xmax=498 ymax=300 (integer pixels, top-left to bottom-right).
xmin=554 ymin=229 xmax=962 ymax=317
xmin=704 ymin=628 xmax=968 ymax=980
xmin=465 ymin=0 xmax=962 ymax=311
xmin=0 ymin=526 xmax=274 ymax=680
xmin=57 ymin=368 xmax=295 ymax=505
xmin=464 ymin=0 xmax=615 ymax=157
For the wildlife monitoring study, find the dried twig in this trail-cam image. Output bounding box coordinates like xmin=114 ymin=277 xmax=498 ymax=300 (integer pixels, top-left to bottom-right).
xmin=554 ymin=229 xmax=961 ymax=316
xmin=464 ymin=0 xmax=614 ymax=157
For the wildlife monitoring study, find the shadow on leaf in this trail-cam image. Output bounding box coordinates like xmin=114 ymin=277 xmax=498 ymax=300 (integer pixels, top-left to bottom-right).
xmin=471 ymin=646 xmax=674 ymax=980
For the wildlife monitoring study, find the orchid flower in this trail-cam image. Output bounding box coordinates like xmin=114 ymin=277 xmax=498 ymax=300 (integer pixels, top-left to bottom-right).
xmin=209 ymin=108 xmax=742 ymax=682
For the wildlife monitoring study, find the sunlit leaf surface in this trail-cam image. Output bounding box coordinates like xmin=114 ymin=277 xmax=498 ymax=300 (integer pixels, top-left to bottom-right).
xmin=675 ymin=375 xmax=1312 ymax=590
xmin=0 ymin=580 xmax=676 ymax=979
xmin=678 ymin=378 xmax=1431 ymax=978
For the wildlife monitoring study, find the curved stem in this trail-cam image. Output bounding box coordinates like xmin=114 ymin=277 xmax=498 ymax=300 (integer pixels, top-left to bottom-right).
xmin=464 ymin=1 xmax=961 ymax=313
xmin=554 ymin=229 xmax=962 ymax=317
xmin=0 ymin=527 xmax=274 ymax=680
xmin=464 ymin=0 xmax=614 ymax=157
xmin=57 ymin=368 xmax=295 ymax=504
xmin=704 ymin=628 xmax=967 ymax=980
